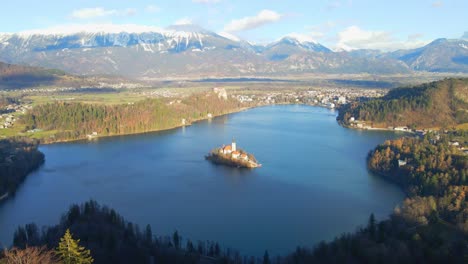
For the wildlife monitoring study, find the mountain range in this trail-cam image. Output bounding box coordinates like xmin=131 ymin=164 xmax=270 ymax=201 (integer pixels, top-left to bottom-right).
xmin=0 ymin=25 xmax=467 ymax=78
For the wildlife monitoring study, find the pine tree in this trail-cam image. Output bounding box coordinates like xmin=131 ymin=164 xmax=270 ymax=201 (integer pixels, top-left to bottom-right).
xmin=172 ymin=230 xmax=181 ymax=250
xmin=56 ymin=229 xmax=93 ymax=264
xmin=368 ymin=213 xmax=376 ymax=239
xmin=263 ymin=250 xmax=271 ymax=264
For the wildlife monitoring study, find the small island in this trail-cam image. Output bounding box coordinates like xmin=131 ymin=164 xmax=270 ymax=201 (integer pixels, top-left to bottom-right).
xmin=206 ymin=140 xmax=261 ymax=168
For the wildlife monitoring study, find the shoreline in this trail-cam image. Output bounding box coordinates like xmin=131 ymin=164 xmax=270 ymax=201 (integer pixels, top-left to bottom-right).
xmin=36 ymin=103 xmax=335 ymax=145
xmin=39 ymin=104 xmax=409 ymax=145
xmin=367 ymin=168 xmax=411 ymax=197
xmin=337 ymin=120 xmax=416 ymax=134
xmin=39 ymin=106 xmax=255 ymax=145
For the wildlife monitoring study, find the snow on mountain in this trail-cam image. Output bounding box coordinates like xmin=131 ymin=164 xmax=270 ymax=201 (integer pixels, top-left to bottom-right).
xmin=0 ymin=24 xmax=427 ymax=77
xmin=0 ymin=24 xmax=241 ymax=53
xmin=267 ymin=35 xmax=331 ymax=53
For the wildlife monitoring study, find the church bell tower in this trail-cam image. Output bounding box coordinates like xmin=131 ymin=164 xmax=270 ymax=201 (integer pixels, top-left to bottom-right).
xmin=231 ymin=138 xmax=236 ymax=152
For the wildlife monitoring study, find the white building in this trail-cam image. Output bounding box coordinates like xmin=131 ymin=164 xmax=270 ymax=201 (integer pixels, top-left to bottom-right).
xmin=232 ymin=151 xmax=240 ymax=159
xmin=231 ymin=139 xmax=236 ymax=152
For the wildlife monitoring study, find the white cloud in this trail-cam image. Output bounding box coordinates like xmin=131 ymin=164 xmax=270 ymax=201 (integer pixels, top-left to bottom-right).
xmin=192 ymin=0 xmax=221 ymax=4
xmin=432 ymin=1 xmax=443 ymax=7
xmin=407 ymin=33 xmax=424 ymax=41
xmin=145 ymin=5 xmax=160 ymax=13
xmin=70 ymin=7 xmax=137 ymax=19
xmin=335 ymin=26 xmax=429 ymax=51
xmin=123 ymin=8 xmax=137 ymax=17
xmin=174 ymin=18 xmax=193 ymax=25
xmin=224 ymin=10 xmax=283 ymax=32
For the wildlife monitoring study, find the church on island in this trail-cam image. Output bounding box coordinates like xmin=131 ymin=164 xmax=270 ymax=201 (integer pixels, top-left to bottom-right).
xmin=206 ymin=139 xmax=260 ymax=168
xmin=219 ymin=140 xmax=249 ymax=161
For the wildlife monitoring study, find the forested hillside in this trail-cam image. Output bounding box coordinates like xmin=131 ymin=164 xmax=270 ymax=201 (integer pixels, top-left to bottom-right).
xmin=0 ymin=61 xmax=65 ymax=89
xmin=0 ymin=138 xmax=44 ymax=198
xmin=368 ymin=131 xmax=468 ymax=196
xmin=338 ymin=78 xmax=468 ymax=128
xmin=21 ymin=91 xmax=243 ymax=143
xmin=8 ymin=200 xmax=231 ymax=264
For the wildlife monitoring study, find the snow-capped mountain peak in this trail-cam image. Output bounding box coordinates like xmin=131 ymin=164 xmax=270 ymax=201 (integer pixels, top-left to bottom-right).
xmin=0 ymin=24 xmax=240 ymax=54
xmin=268 ymin=34 xmax=331 ymax=53
xmin=282 ymin=33 xmax=318 ymax=44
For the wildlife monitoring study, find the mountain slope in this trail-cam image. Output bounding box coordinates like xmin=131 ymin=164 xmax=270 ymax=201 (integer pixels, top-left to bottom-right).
xmin=338 ymin=78 xmax=468 ymax=128
xmin=0 ymin=61 xmax=65 ymax=89
xmin=263 ymin=37 xmax=331 ymax=61
xmin=386 ymin=38 xmax=468 ymax=73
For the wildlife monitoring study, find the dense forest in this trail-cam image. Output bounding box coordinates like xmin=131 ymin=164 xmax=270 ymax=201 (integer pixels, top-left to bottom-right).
xmin=338 ymin=78 xmax=468 ymax=128
xmin=3 ymin=200 xmax=266 ymax=264
xmin=0 ymin=137 xmax=44 ymax=199
xmin=21 ymin=91 xmax=243 ymax=143
xmin=4 ymin=191 xmax=468 ymax=264
xmin=368 ymin=131 xmax=468 ymax=196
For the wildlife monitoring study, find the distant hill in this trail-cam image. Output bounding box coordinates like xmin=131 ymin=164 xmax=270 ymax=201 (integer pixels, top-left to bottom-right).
xmin=338 ymin=78 xmax=468 ymax=128
xmin=0 ymin=61 xmax=66 ymax=88
xmin=0 ymin=61 xmax=128 ymax=90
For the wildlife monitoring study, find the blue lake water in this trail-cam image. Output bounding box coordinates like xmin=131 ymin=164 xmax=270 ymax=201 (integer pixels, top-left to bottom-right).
xmin=0 ymin=105 xmax=404 ymax=256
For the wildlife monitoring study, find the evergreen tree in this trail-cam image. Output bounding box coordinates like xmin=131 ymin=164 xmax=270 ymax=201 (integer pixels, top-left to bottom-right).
xmin=263 ymin=250 xmax=271 ymax=264
xmin=172 ymin=230 xmax=181 ymax=250
xmin=144 ymin=224 xmax=152 ymax=244
xmin=56 ymin=229 xmax=93 ymax=264
xmin=368 ymin=213 xmax=376 ymax=239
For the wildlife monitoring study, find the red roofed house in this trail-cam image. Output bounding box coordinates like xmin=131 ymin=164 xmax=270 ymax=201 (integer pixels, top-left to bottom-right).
xmin=240 ymin=153 xmax=248 ymax=161
xmin=222 ymin=145 xmax=232 ymax=154
xmin=232 ymin=151 xmax=240 ymax=159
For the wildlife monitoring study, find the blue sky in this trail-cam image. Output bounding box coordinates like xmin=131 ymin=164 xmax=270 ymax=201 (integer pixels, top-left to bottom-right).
xmin=0 ymin=0 xmax=467 ymax=50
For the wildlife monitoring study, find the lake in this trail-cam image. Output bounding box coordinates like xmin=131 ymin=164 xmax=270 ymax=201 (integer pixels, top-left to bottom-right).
xmin=0 ymin=105 xmax=404 ymax=256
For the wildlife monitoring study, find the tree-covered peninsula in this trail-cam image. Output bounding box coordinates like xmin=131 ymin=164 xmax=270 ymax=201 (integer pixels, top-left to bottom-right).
xmin=0 ymin=137 xmax=44 ymax=201
xmin=20 ymin=90 xmax=244 ymax=143
xmin=368 ymin=130 xmax=468 ymax=196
